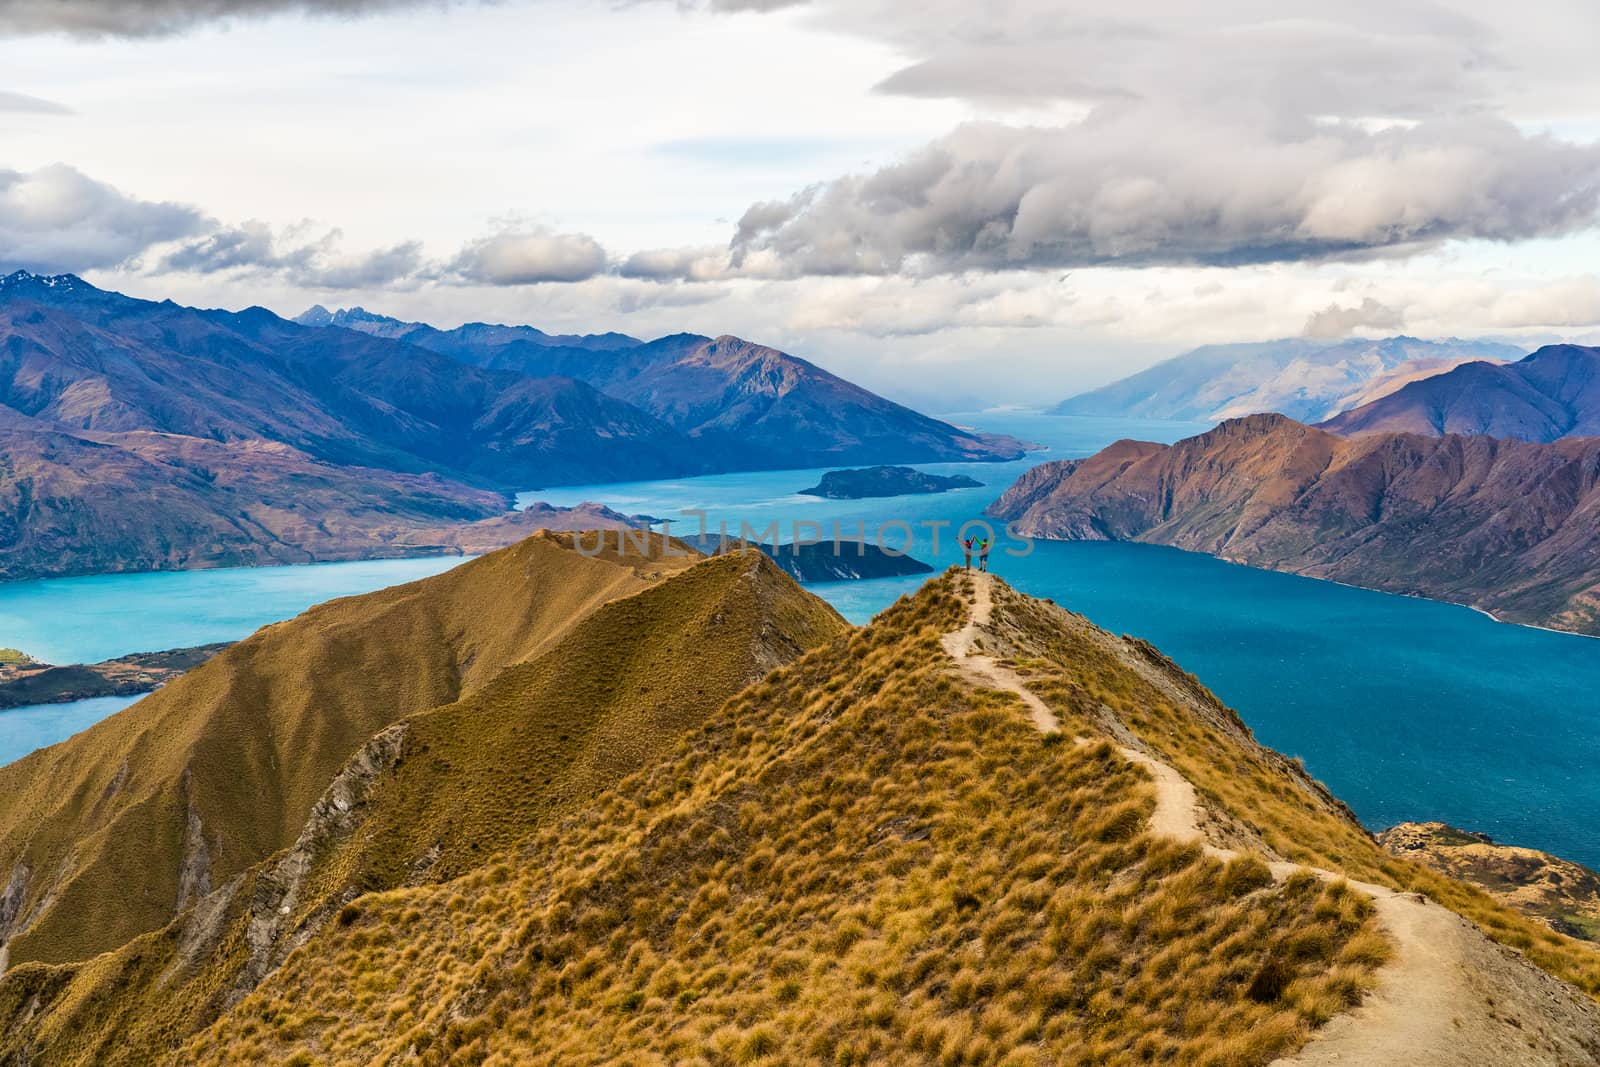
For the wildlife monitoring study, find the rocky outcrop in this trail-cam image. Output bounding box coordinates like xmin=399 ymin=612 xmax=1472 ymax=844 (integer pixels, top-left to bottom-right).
xmin=989 ymin=414 xmax=1600 ymax=635
xmin=1380 ymin=822 xmax=1600 ymax=942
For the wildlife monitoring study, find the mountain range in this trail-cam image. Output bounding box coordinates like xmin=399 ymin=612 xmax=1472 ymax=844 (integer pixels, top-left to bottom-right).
xmin=989 ymin=414 xmax=1600 ymax=635
xmin=3 ymin=537 xmax=1597 ymax=1064
xmin=0 ymin=273 xmax=1023 ymax=579
xmin=1322 ymin=344 xmax=1600 ymax=441
xmin=300 ymin=304 xmax=1025 ymax=469
xmin=1053 ymin=337 xmax=1525 ymax=424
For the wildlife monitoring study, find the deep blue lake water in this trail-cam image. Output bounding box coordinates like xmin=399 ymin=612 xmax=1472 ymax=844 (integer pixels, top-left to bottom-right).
xmin=4 ymin=411 xmax=1597 ymax=872
xmin=523 ymin=411 xmax=1600 ymax=869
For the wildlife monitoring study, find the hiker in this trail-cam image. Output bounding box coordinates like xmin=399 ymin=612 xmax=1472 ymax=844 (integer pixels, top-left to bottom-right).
xmin=961 ymin=536 xmax=974 ymax=570
xmin=978 ymin=538 xmax=991 ymax=572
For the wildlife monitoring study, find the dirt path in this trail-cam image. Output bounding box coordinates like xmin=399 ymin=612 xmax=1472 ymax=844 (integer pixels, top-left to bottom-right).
xmin=1274 ymin=871 xmax=1600 ymax=1065
xmin=941 ymin=573 xmax=1600 ymax=1066
xmin=939 ymin=573 xmax=1059 ymax=734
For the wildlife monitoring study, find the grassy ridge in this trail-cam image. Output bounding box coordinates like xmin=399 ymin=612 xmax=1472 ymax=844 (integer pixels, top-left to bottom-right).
xmin=176 ymin=574 xmax=1390 ymax=1065
xmin=0 ymin=532 xmax=700 ymax=967
xmin=0 ymin=547 xmax=845 ymax=1066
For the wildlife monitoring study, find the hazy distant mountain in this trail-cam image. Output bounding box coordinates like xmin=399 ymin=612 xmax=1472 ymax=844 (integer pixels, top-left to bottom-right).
xmin=1321 ymin=345 xmax=1600 ymax=441
xmin=302 ymin=308 xmax=1030 ymax=468
xmin=295 ymin=305 xmax=641 ymax=352
xmin=1052 ymin=337 xmax=1525 ymax=423
xmin=990 ymin=413 xmax=1600 ymax=635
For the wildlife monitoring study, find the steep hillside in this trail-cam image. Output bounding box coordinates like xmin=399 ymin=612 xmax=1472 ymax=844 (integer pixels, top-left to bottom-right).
xmin=162 ymin=573 xmax=1600 ymax=1064
xmin=1322 ymin=344 xmax=1600 ymax=441
xmin=0 ymin=540 xmax=844 ymax=1066
xmin=310 ymin=306 xmax=1030 ymax=467
xmin=5 ymin=571 xmax=1598 ymax=1064
xmin=1053 ymin=337 xmax=1522 ymax=423
xmin=990 ymin=415 xmax=1600 ymax=635
xmin=0 ymin=533 xmax=708 ymax=967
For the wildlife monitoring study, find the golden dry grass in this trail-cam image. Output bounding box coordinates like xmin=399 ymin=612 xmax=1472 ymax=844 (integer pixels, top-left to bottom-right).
xmin=0 ymin=543 xmax=844 ymax=1067
xmin=993 ymin=581 xmax=1600 ymax=996
xmin=176 ymin=573 xmax=1387 ymax=1066
xmin=0 ymin=532 xmax=699 ymax=968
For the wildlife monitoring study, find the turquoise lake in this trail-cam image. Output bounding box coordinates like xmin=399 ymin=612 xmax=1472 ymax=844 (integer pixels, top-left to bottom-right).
xmin=4 ymin=412 xmax=1598 ymax=871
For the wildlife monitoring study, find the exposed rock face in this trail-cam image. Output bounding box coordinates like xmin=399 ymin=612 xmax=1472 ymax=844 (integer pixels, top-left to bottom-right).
xmin=799 ymin=465 xmax=984 ymax=499
xmin=1052 ymin=336 xmax=1522 ymax=423
xmin=237 ymin=723 xmax=410 ymax=1000
xmin=988 ymin=414 xmax=1600 ymax=635
xmin=1323 ymin=344 xmax=1600 ymax=441
xmin=1379 ymin=822 xmax=1600 ymax=942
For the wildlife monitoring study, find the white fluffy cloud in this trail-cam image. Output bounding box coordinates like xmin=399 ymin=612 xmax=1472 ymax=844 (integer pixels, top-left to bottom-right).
xmin=447 ymin=228 xmax=609 ymax=285
xmin=1303 ymin=298 xmax=1407 ymax=339
xmin=0 ymin=163 xmax=206 ymax=273
xmin=626 ymin=114 xmax=1600 ymax=279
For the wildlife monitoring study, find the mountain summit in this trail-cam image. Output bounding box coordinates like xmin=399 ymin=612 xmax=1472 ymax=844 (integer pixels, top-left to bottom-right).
xmin=1321 ymin=344 xmax=1600 ymax=441
xmin=302 ymin=306 xmax=1030 ymax=467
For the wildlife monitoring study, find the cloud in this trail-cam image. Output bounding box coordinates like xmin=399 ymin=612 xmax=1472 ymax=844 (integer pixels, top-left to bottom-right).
xmin=447 ymin=228 xmax=608 ymax=285
xmin=1302 ymin=297 xmax=1406 ymax=339
xmin=0 ymin=163 xmax=207 ymax=273
xmin=713 ymin=2 xmax=1600 ymax=120
xmin=0 ymin=90 xmax=72 ymax=114
xmin=711 ymin=115 xmax=1600 ymax=277
xmin=0 ymin=0 xmax=475 ymax=38
xmin=162 ymin=221 xmax=424 ymax=288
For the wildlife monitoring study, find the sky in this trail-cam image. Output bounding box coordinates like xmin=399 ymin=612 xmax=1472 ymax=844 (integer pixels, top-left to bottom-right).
xmin=4 ymin=0 xmax=1600 ymax=408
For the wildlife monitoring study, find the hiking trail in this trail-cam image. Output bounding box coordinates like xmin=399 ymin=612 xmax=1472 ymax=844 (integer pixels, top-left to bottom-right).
xmin=941 ymin=571 xmax=1600 ymax=1067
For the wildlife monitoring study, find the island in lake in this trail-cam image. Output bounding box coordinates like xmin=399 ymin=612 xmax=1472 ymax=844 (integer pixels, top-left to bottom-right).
xmin=799 ymin=465 xmax=983 ymax=499
xmin=685 ymin=534 xmax=933 ymax=583
xmin=0 ymin=643 xmax=233 ymax=710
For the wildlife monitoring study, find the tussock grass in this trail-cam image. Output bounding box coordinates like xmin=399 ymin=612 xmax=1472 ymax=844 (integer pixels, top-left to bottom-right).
xmin=997 ymin=582 xmax=1600 ymax=996
xmin=177 ymin=574 xmax=1384 ymax=1066
xmin=0 ymin=538 xmax=844 ymax=1067
xmin=0 ymin=532 xmax=704 ymax=969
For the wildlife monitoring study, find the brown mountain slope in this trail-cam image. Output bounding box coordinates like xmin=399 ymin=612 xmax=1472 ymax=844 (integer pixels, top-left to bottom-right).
xmin=0 ymin=408 xmax=653 ymax=580
xmin=160 ymin=571 xmax=1600 ymax=1065
xmin=0 ymin=533 xmax=704 ymax=968
xmin=0 ymin=544 xmax=845 ymax=1066
xmin=988 ymin=414 xmax=1600 ymax=635
xmin=1322 ymin=344 xmax=1600 ymax=441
